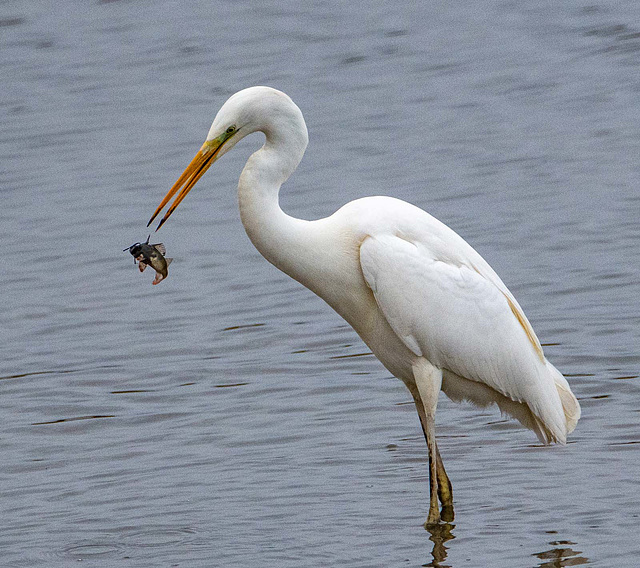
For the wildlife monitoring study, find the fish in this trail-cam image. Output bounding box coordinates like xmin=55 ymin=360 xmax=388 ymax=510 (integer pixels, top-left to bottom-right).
xmin=124 ymin=235 xmax=173 ymax=285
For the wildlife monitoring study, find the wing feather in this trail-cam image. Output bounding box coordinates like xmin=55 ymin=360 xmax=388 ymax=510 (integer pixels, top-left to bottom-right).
xmin=360 ymin=233 xmax=562 ymax=429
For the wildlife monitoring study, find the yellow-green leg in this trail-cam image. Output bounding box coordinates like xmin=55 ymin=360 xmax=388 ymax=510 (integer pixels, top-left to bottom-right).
xmin=435 ymin=443 xmax=454 ymax=522
xmin=410 ymin=360 xmax=454 ymax=525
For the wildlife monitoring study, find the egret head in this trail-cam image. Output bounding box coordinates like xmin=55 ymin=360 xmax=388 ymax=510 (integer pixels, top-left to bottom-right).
xmin=147 ymin=86 xmax=307 ymax=230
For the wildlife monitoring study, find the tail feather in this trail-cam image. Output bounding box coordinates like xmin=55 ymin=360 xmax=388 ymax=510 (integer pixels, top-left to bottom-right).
xmin=442 ymin=369 xmax=556 ymax=444
xmin=548 ymin=362 xmax=581 ymax=436
xmin=442 ymin=362 xmax=580 ymax=445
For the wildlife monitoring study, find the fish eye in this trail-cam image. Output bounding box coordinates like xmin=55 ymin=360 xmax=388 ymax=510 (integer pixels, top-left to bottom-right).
xmin=226 ymin=126 xmax=236 ymax=135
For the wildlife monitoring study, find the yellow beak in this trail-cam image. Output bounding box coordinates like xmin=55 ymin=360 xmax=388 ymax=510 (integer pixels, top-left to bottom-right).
xmin=147 ymin=136 xmax=226 ymax=230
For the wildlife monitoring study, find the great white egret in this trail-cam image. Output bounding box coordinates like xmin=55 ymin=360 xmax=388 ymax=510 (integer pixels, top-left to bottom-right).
xmin=148 ymin=86 xmax=580 ymax=525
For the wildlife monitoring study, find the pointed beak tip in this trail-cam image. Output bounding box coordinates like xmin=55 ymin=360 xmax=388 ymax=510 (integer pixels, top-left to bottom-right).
xmin=147 ymin=139 xmax=220 ymax=235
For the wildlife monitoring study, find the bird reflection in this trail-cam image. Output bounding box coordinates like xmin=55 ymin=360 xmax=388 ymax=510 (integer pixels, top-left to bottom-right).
xmin=421 ymin=531 xmax=589 ymax=567
xmin=534 ymin=540 xmax=589 ymax=567
xmin=423 ymin=522 xmax=455 ymax=567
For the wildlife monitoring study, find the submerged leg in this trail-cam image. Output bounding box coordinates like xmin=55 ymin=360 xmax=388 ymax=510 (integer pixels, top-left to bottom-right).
xmin=412 ymin=358 xmax=444 ymax=526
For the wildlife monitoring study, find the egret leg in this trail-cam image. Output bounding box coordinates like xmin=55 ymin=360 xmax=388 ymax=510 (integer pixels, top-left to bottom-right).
xmin=412 ymin=391 xmax=455 ymax=522
xmin=412 ymin=358 xmax=444 ymax=526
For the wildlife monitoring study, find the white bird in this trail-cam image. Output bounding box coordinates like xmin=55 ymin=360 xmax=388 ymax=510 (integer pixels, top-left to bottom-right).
xmin=148 ymin=86 xmax=580 ymax=525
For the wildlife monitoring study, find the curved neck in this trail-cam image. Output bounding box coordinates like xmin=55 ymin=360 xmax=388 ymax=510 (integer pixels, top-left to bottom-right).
xmin=237 ymin=128 xmax=312 ymax=282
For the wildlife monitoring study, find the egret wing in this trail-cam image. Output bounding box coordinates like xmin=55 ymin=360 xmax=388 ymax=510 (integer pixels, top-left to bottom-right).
xmin=359 ymin=233 xmax=552 ymax=408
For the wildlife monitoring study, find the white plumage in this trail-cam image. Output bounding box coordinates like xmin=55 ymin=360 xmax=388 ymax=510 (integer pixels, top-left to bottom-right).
xmin=148 ymin=86 xmax=580 ymax=525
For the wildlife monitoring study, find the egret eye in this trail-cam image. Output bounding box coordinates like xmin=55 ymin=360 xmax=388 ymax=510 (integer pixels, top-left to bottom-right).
xmin=226 ymin=126 xmax=236 ymax=135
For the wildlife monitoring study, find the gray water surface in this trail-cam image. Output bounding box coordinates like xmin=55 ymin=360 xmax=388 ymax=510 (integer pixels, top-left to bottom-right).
xmin=1 ymin=1 xmax=639 ymax=566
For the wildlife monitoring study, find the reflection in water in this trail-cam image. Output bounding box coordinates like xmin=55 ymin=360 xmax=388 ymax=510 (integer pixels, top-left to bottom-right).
xmin=423 ymin=523 xmax=455 ymax=568
xmin=534 ymin=540 xmax=590 ymax=567
xmin=420 ymin=529 xmax=590 ymax=568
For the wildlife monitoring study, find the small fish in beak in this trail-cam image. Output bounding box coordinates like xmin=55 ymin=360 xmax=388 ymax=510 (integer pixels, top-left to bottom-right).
xmin=124 ymin=236 xmax=173 ymax=285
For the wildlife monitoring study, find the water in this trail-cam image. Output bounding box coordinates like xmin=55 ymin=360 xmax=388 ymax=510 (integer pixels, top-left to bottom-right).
xmin=1 ymin=0 xmax=639 ymax=566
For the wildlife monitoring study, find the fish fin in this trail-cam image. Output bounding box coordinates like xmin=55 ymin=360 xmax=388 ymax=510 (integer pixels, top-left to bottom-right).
xmin=151 ymin=243 xmax=166 ymax=255
xmin=165 ymin=258 xmax=173 ymax=266
xmin=138 ymin=261 xmax=147 ymax=273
